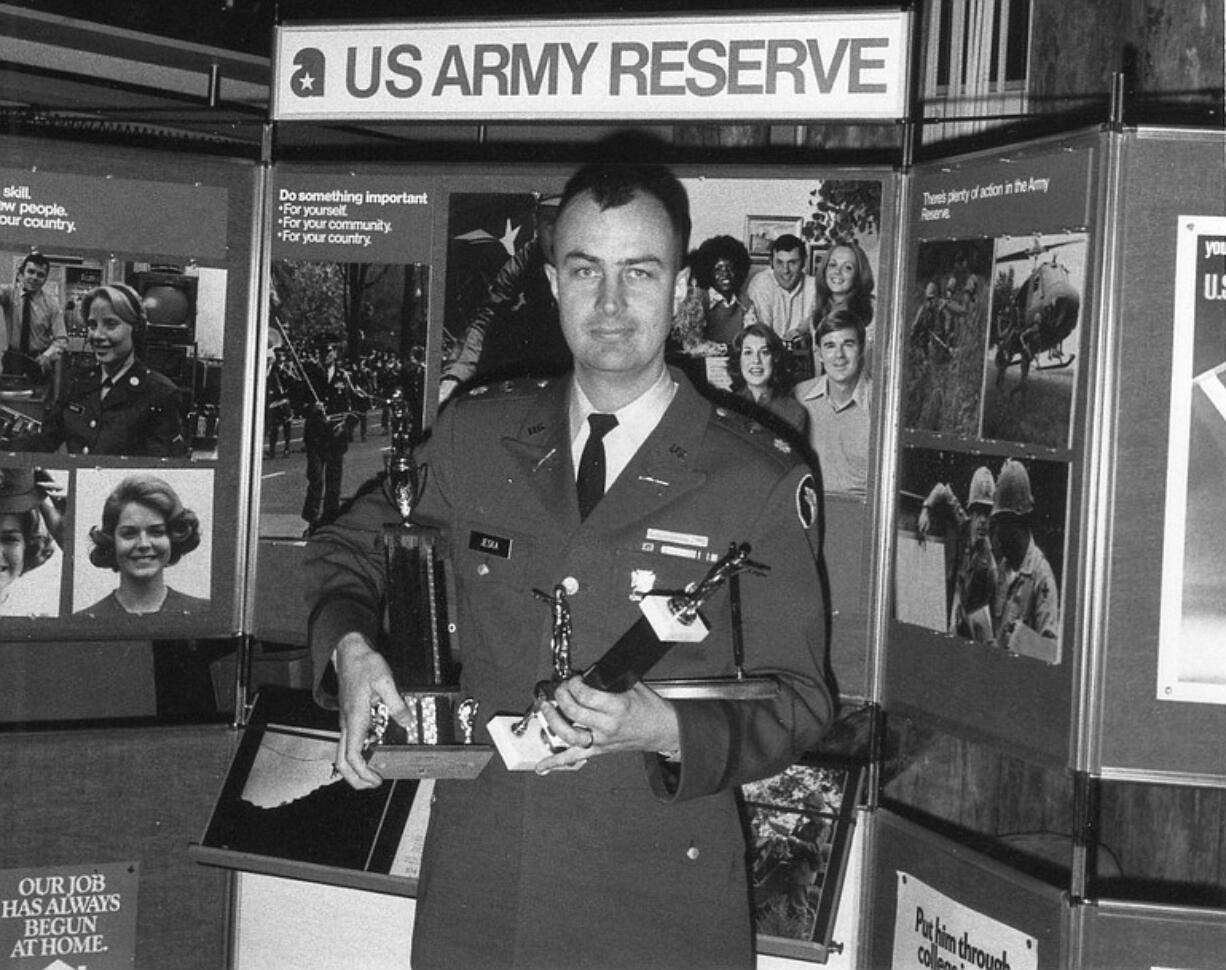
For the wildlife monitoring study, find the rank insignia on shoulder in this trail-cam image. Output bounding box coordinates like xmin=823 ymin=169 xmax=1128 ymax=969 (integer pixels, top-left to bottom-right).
xmin=796 ymin=473 xmax=819 ymax=530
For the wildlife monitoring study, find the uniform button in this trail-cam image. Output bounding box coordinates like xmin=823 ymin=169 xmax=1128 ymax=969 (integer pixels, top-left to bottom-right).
xmin=476 ymin=563 xmax=490 ymax=576
xmin=82 ymin=446 xmax=90 ymax=455
xmin=89 ymin=420 xmax=97 ymax=428
xmin=686 ymin=845 xmax=700 ymax=861
xmin=561 ymin=576 xmax=579 ymax=595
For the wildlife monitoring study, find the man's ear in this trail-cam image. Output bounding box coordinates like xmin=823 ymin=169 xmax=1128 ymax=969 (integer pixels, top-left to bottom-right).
xmin=672 ymin=266 xmax=689 ymax=311
xmin=544 ymin=262 xmax=559 ymax=301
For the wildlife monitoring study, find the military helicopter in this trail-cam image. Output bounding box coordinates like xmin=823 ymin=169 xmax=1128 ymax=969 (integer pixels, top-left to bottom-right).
xmin=992 ymin=236 xmax=1082 ymax=394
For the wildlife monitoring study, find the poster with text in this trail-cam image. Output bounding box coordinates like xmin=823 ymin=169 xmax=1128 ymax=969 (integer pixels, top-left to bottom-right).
xmin=1158 ymin=216 xmax=1226 ymax=702
xmin=891 ymin=870 xmax=1037 ymax=970
xmin=265 ymin=169 xmax=435 ymax=539
xmin=0 ymin=138 xmax=257 ymax=643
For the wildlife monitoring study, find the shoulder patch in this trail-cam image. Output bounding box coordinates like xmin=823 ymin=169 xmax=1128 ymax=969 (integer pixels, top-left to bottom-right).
xmin=795 ymin=473 xmax=819 ymax=530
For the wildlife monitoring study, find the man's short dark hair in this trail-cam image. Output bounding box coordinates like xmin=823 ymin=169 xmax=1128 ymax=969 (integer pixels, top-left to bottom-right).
xmin=814 ymin=307 xmax=867 ymax=348
xmin=19 ymin=251 xmax=49 ymax=274
xmin=556 ymin=161 xmax=691 ymax=257
xmin=769 ymin=234 xmax=805 ymax=259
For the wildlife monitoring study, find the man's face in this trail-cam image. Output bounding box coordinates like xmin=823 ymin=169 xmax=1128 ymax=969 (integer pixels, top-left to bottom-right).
xmin=18 ymin=262 xmax=48 ymax=294
xmin=770 ymin=247 xmax=804 ymax=292
xmin=0 ymin=512 xmax=26 ymax=593
xmin=712 ymin=258 xmax=738 ymax=297
xmin=546 ymin=189 xmax=682 ymax=389
xmin=992 ymin=513 xmax=1029 ymax=566
xmin=816 ymin=326 xmax=863 ymax=389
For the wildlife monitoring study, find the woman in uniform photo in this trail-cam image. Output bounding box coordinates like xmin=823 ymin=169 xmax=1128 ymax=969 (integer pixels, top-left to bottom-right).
xmin=6 ymin=283 xmax=189 ymax=457
xmin=78 ymin=473 xmax=208 ymax=615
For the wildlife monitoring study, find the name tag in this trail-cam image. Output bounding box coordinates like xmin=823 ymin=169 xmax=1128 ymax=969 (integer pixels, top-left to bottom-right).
xmin=468 ymin=531 xmax=512 ymax=559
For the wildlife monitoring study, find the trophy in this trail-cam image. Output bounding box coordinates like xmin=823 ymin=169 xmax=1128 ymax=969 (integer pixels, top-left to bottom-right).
xmin=489 ymin=542 xmax=780 ymax=769
xmin=363 ymin=391 xmax=493 ymax=780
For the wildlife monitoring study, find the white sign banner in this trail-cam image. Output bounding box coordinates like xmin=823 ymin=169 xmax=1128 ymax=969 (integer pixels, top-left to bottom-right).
xmin=273 ymin=12 xmax=909 ymax=122
xmin=892 ymin=871 xmax=1038 ymax=970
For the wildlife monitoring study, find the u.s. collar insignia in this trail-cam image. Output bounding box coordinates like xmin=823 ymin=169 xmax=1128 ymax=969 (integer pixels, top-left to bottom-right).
xmin=773 ymin=437 xmax=791 ymax=454
xmin=471 ymin=385 xmax=489 ymax=396
xmin=527 ymin=422 xmax=545 ymax=435
xmin=796 ymin=473 xmax=819 ymax=529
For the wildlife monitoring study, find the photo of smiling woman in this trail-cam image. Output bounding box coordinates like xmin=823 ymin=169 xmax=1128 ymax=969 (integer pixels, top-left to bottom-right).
xmin=73 ymin=469 xmax=212 ymax=616
xmin=6 ymin=283 xmax=188 ymax=457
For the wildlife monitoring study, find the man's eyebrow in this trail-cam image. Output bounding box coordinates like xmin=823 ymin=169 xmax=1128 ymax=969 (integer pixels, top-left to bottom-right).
xmin=560 ymin=249 xmax=667 ymax=267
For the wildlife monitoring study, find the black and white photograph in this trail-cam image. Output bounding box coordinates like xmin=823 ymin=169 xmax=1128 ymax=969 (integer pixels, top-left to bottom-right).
xmin=894 ymin=445 xmax=1069 ymax=664
xmin=201 ymin=686 xmax=421 ymax=881
xmin=0 ymin=463 xmax=66 ymax=618
xmin=742 ymin=762 xmax=862 ymax=961
xmin=72 ymin=466 xmax=213 ymax=616
xmin=901 ymin=238 xmax=995 ymax=437
xmin=0 ymin=246 xmax=228 ymax=460
xmin=261 ymin=259 xmax=430 ymax=538
xmin=980 ymin=232 xmax=1085 ymax=447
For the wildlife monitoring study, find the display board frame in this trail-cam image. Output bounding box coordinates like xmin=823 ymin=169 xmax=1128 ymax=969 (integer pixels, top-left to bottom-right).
xmin=879 ymin=129 xmax=1104 ymax=767
xmin=866 ymin=809 xmax=1071 ymax=970
xmin=1092 ymin=127 xmax=1226 ymax=783
xmin=0 ymin=135 xmax=260 ymax=643
xmin=253 ymin=158 xmax=901 ymax=705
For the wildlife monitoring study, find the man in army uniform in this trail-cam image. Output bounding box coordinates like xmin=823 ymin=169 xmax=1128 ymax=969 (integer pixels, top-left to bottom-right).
xmin=299 ymin=338 xmax=360 ymax=534
xmin=305 ymin=160 xmax=833 ymax=970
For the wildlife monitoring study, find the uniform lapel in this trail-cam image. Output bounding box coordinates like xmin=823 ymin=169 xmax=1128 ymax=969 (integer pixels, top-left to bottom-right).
xmin=500 ymin=378 xmax=577 ymax=524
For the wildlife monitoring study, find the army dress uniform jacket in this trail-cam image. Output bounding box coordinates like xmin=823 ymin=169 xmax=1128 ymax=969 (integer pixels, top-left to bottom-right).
xmin=305 ymin=369 xmax=834 ymax=970
xmin=17 ymin=359 xmax=187 ymax=457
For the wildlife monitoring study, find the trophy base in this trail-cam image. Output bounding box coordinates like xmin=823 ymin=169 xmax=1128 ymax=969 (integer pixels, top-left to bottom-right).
xmin=367 ymin=743 xmax=494 ymax=780
xmin=649 ymin=675 xmax=780 ymax=701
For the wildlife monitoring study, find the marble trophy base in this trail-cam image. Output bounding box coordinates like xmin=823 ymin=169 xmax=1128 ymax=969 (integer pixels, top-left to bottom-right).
xmin=365 ymin=688 xmax=493 ymax=780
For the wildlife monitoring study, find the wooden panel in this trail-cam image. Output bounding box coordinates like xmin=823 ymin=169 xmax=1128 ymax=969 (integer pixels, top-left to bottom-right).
xmin=0 ymin=725 xmax=239 ymax=969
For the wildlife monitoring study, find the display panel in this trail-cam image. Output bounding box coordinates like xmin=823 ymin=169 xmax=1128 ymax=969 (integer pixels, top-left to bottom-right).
xmin=1096 ymin=130 xmax=1226 ymax=779
xmin=254 ymin=160 xmax=898 ymax=702
xmin=0 ymin=137 xmax=257 ymax=646
xmin=883 ymin=136 xmax=1098 ymax=762
xmin=195 ymin=686 xmax=425 ymax=893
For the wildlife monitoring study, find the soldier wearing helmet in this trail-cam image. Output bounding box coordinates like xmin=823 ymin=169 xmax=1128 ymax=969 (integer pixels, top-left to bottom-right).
xmin=991 ymin=459 xmax=1060 ymax=657
xmin=917 ymin=464 xmax=998 ymax=642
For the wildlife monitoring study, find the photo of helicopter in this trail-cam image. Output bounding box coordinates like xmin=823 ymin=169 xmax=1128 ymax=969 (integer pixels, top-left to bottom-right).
xmin=990 ymin=234 xmax=1085 ymax=391
xmin=980 ymin=232 xmax=1087 ymax=447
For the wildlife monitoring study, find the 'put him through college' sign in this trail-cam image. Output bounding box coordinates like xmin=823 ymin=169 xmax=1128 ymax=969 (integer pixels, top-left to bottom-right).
xmin=273 ymin=12 xmax=910 ymax=123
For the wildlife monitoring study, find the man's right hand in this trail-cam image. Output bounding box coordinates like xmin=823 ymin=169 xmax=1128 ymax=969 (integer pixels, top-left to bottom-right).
xmin=332 ymin=633 xmax=412 ymax=789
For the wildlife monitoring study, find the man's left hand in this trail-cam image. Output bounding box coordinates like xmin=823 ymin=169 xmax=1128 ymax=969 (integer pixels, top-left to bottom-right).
xmin=533 ymin=678 xmax=680 ymax=775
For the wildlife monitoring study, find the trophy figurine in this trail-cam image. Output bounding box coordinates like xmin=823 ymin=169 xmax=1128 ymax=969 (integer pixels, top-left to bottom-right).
xmin=489 ymin=543 xmax=779 ymax=770
xmin=363 ymin=391 xmax=492 ymax=780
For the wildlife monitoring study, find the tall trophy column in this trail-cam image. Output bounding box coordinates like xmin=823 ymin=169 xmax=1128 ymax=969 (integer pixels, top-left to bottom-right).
xmin=364 ymin=392 xmax=491 ymax=779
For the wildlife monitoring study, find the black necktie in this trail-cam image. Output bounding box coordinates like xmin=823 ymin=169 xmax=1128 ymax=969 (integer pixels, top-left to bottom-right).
xmin=576 ymin=413 xmax=618 ymax=520
xmin=19 ymin=291 xmax=32 ymax=355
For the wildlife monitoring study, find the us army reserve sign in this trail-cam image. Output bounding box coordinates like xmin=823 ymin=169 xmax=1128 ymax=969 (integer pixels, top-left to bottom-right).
xmin=274 ymin=11 xmax=910 ymax=123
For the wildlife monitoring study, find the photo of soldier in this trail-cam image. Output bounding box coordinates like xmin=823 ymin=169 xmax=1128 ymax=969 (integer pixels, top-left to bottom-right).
xmin=895 ymin=446 xmax=1068 ymax=663
xmin=439 ymin=191 xmax=569 ymax=402
xmin=981 ymin=232 xmax=1085 ymax=447
xmin=0 ymin=251 xmax=66 ymax=384
xmin=901 ymin=239 xmax=995 ymax=437
xmin=260 ymin=261 xmax=431 ymax=538
xmin=0 ymin=464 xmax=65 ymax=618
